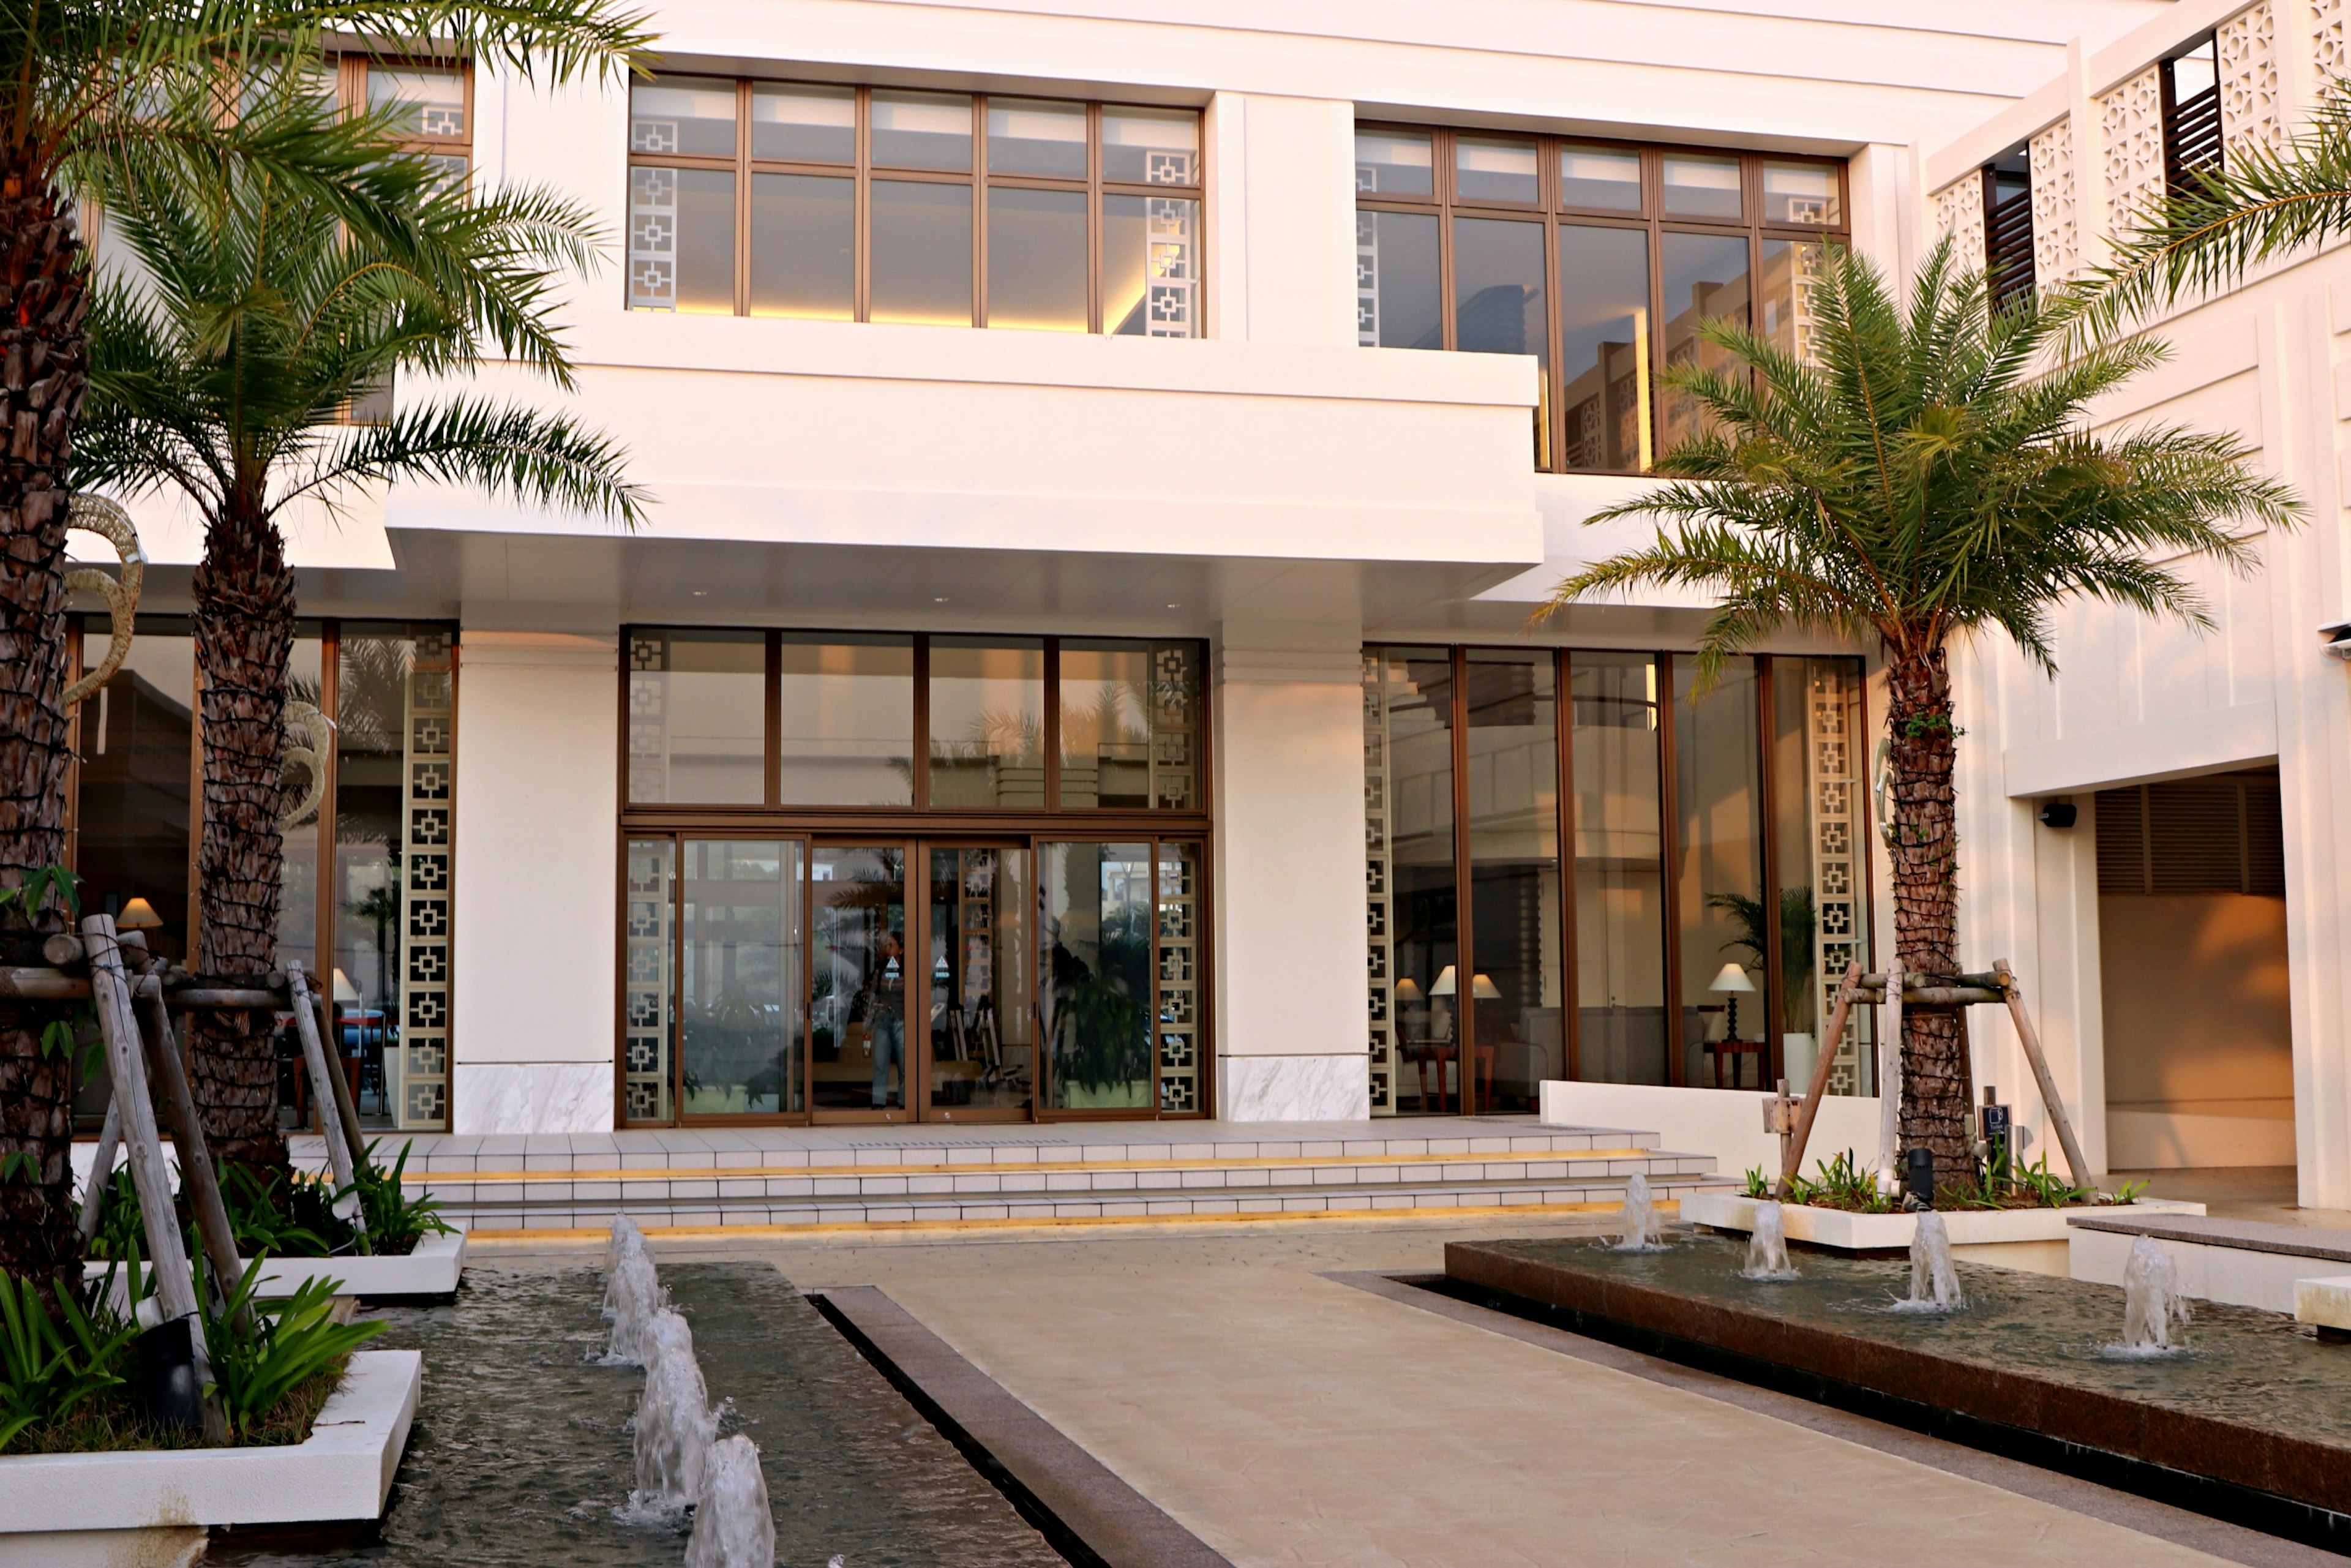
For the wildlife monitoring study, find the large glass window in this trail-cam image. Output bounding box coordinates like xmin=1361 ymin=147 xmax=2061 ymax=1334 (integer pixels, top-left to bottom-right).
xmin=73 ymin=617 xmax=197 ymax=965
xmin=627 ymin=78 xmax=1201 ymax=336
xmin=928 ymin=637 xmax=1046 ymax=808
xmin=777 ymin=635 xmax=914 ymax=806
xmin=1059 ymin=640 xmax=1199 ymax=809
xmin=1364 ymin=643 xmax=1870 ymax=1111
xmin=1040 ymin=841 xmax=1155 ymax=1110
xmin=626 ymin=628 xmax=766 ymax=805
xmin=1353 ymin=124 xmax=1845 ymax=473
xmin=681 ymin=840 xmax=805 ymax=1115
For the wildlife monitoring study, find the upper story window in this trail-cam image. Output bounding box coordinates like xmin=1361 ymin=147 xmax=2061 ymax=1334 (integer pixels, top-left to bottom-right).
xmin=1982 ymin=152 xmax=2034 ymax=313
xmin=2162 ymin=37 xmax=2224 ymax=197
xmin=626 ymin=77 xmax=1202 ymax=336
xmin=343 ymin=56 xmax=471 ymax=187
xmin=1354 ymin=125 xmax=1846 ymax=475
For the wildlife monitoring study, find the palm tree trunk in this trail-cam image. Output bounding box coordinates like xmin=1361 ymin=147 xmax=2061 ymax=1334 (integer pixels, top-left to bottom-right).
xmin=187 ymin=502 xmax=294 ymax=1179
xmin=0 ymin=159 xmax=89 ymax=1289
xmin=1884 ymin=645 xmax=1972 ymax=1176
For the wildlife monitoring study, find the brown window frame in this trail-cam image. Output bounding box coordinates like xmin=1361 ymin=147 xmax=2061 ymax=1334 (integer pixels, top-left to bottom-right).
xmin=1353 ymin=124 xmax=1849 ymax=476
xmin=624 ymin=78 xmax=1205 ymax=332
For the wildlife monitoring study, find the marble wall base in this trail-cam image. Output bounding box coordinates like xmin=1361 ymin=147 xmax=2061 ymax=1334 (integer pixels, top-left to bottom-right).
xmin=453 ymin=1062 xmax=612 ymax=1134
xmin=1217 ymin=1054 xmax=1368 ymax=1122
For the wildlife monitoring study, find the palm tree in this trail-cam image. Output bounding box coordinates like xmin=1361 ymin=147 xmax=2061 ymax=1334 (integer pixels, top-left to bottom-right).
xmin=74 ymin=102 xmax=647 ymax=1179
xmin=0 ymin=0 xmax=648 ymax=1286
xmin=1541 ymin=240 xmax=2297 ymax=1170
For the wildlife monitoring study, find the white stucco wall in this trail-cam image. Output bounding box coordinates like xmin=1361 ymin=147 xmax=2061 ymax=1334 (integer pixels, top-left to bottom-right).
xmin=449 ymin=632 xmax=620 ymax=1133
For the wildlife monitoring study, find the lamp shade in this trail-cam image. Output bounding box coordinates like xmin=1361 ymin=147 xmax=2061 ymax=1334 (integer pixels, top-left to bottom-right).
xmin=1428 ymin=965 xmax=1458 ymax=997
xmin=1393 ymin=977 xmax=1423 ymax=1003
xmin=331 ymin=968 xmax=361 ymax=1005
xmin=1709 ymin=962 xmax=1757 ymax=994
xmin=1470 ymin=973 xmax=1502 ymax=1000
xmin=116 ymin=896 xmax=162 ymax=931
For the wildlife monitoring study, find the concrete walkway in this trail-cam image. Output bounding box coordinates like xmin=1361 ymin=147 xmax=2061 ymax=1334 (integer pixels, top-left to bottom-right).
xmin=482 ymin=1215 xmax=2314 ymax=1567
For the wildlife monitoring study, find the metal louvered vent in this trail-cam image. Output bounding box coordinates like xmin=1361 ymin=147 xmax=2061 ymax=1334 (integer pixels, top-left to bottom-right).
xmin=2093 ymin=770 xmax=2283 ymax=895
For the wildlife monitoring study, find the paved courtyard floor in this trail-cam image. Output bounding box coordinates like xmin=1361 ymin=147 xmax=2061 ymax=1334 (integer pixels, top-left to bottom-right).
xmin=479 ymin=1214 xmax=2330 ymax=1567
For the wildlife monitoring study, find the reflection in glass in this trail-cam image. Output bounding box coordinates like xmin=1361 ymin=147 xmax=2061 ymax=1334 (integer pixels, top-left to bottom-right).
xmin=1572 ymin=652 xmax=1665 ymax=1085
xmin=1363 ymin=650 xmax=1458 ymax=1112
xmin=869 ymin=179 xmax=972 ymax=326
xmin=1772 ymin=658 xmax=1873 ymax=1096
xmin=871 ymin=90 xmax=972 ymax=170
xmin=1453 ymin=217 xmax=1546 ymax=361
xmin=1658 ymin=230 xmax=1750 ymax=452
xmin=1060 ymin=640 xmax=1198 ymax=808
xmin=1103 ymin=194 xmax=1200 ymax=338
xmin=1759 ymin=237 xmax=1826 ymax=366
xmin=1041 ymin=842 xmax=1154 ymax=1109
xmin=988 ymin=97 xmax=1087 ymax=177
xmin=928 ymin=847 xmax=1035 ymax=1114
xmin=1357 ymin=209 xmax=1441 ymax=349
xmin=1101 ymin=107 xmax=1199 ymax=184
xmin=1561 ymin=144 xmax=1643 ymax=211
xmin=811 ymin=846 xmax=907 ymax=1111
xmin=1557 ymin=224 xmax=1651 ymax=473
xmin=630 ymin=76 xmax=735 ymax=158
xmin=1354 ymin=128 xmax=1434 ymax=196
xmin=777 ymin=635 xmax=913 ymax=805
xmin=76 ymin=617 xmax=195 ymax=967
xmin=986 ymin=186 xmax=1087 ymax=331
xmin=626 ymin=628 xmax=766 ymax=804
xmin=681 ymin=841 xmax=805 ymax=1116
xmin=628 ymin=166 xmax=734 ymax=313
xmin=751 ymin=83 xmax=853 ymax=163
xmin=750 ymin=173 xmax=853 ymax=319
xmin=928 ymin=638 xmax=1044 ymax=807
xmin=1457 ymin=136 xmax=1539 ymax=203
xmin=1662 ymin=154 xmax=1742 ymax=220
xmin=1762 ymin=162 xmax=1839 ymax=225
xmin=1464 ymin=651 xmax=1561 ymax=1113
xmin=623 ymin=841 xmax=675 ymax=1122
xmin=1674 ymin=657 xmax=1764 ymax=1088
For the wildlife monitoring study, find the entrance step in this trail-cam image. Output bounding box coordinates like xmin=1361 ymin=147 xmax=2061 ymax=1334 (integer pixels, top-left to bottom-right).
xmin=359 ymin=1133 xmax=1727 ymax=1237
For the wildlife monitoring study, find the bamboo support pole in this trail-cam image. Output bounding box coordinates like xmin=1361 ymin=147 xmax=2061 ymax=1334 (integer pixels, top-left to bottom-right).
xmin=1877 ymin=963 xmax=1903 ymax=1179
xmin=288 ymin=962 xmax=367 ymax=1250
xmin=313 ymin=990 xmax=369 ymax=1173
xmin=75 ymin=1100 xmax=120 ymax=1244
xmin=132 ymin=979 xmax=250 ymax=1335
xmin=1776 ymin=962 xmax=1863 ymax=1199
xmin=83 ymin=914 xmax=226 ymax=1441
xmin=1994 ymin=958 xmax=2094 ymax=1188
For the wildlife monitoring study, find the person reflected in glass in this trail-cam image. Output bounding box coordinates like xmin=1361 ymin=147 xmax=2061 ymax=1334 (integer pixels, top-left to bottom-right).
xmin=869 ymin=929 xmax=906 ymax=1108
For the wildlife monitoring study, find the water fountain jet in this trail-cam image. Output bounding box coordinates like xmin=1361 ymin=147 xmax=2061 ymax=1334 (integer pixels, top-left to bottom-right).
xmin=2118 ymin=1233 xmax=2191 ymax=1354
xmin=1893 ymin=1209 xmax=1962 ymax=1311
xmin=684 ymin=1433 xmax=774 ymax=1568
xmin=606 ymin=1247 xmax=666 ymax=1364
xmin=1611 ymin=1173 xmax=1663 ymax=1251
xmin=1740 ymin=1199 xmax=1797 ymax=1280
xmin=625 ymin=1308 xmax=719 ymax=1520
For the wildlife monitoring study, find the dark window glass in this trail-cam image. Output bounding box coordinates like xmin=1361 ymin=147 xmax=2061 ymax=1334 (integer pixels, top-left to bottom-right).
xmin=1453 ymin=217 xmax=1546 ymax=362
xmin=1658 ymin=230 xmax=1750 ymax=451
xmin=870 ymin=179 xmax=972 ymax=326
xmin=1673 ymin=656 xmax=1764 ymax=1089
xmin=1561 ymin=144 xmax=1642 ymax=212
xmin=1357 ymin=209 xmax=1441 ymax=349
xmin=751 ymin=82 xmax=853 ymax=163
xmin=1457 ymin=136 xmax=1538 ymax=204
xmin=987 ymin=185 xmax=1087 ymax=332
xmin=1464 ymin=650 xmax=1561 ymax=1113
xmin=750 ymin=173 xmax=854 ymax=320
xmin=988 ymin=97 xmax=1087 ymax=178
xmin=1041 ymin=841 xmax=1155 ymax=1110
xmin=871 ymin=89 xmax=971 ymax=171
xmin=1662 ymin=154 xmax=1743 ymax=220
xmin=1354 ymin=128 xmax=1434 ymax=197
xmin=1557 ymin=225 xmax=1651 ymax=473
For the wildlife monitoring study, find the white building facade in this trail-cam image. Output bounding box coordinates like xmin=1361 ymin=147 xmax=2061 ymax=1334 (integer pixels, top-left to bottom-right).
xmin=72 ymin=1 xmax=2351 ymax=1206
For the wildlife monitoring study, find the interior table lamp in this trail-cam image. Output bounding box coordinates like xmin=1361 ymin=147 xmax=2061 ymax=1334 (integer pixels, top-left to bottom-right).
xmin=1709 ymin=961 xmax=1757 ymax=1041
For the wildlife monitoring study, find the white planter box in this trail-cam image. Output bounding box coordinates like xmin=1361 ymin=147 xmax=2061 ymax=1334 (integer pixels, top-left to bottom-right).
xmin=85 ymin=1226 xmax=467 ymax=1302
xmin=1682 ymin=1191 xmax=2205 ymax=1264
xmin=0 ymin=1348 xmax=419 ymax=1551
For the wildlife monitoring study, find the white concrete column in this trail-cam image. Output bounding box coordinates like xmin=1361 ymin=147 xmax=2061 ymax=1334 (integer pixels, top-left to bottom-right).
xmin=1211 ymin=634 xmax=1369 ymax=1120
xmin=1205 ymin=91 xmax=1359 ymax=348
xmin=450 ymin=631 xmax=618 ymax=1133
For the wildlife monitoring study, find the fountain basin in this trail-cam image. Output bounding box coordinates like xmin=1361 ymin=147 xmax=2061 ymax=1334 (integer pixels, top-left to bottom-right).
xmin=1446 ymin=1235 xmax=2351 ymax=1541
xmin=1682 ymin=1191 xmax=2203 ymax=1274
xmin=0 ymin=1348 xmax=419 ymax=1562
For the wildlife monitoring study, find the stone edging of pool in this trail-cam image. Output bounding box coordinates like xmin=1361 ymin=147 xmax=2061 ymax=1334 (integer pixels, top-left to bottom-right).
xmin=812 ymin=1286 xmax=1234 ymax=1568
xmin=1443 ymin=1239 xmax=2351 ymax=1556
xmin=0 ymin=1348 xmax=419 ymax=1565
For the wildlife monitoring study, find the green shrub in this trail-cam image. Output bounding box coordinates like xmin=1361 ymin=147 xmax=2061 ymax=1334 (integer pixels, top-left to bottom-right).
xmin=349 ymin=1140 xmax=454 ymax=1253
xmin=197 ymin=1254 xmax=386 ymax=1440
xmin=0 ymin=1267 xmax=140 ymax=1453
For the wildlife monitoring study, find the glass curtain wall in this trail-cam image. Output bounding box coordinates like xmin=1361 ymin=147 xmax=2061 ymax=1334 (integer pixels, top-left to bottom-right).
xmin=681 ymin=840 xmax=806 ymax=1116
xmin=1040 ymin=841 xmax=1155 ymax=1110
xmin=1368 ymin=644 xmax=1870 ymax=1110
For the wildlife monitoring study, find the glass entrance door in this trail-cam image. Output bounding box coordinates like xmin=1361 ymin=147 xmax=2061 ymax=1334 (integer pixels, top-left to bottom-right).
xmin=923 ymin=846 xmax=1034 ymax=1120
xmin=812 ymin=844 xmax=910 ymax=1117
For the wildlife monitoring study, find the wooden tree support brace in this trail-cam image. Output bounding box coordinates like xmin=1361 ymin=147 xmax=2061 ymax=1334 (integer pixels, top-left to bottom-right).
xmin=1877 ymin=964 xmax=1903 ymax=1180
xmin=84 ymin=913 xmax=228 ymax=1442
xmin=288 ymin=962 xmax=368 ymax=1251
xmin=1995 ymin=958 xmax=2094 ymax=1188
xmin=312 ymin=989 xmax=369 ymax=1177
xmin=1777 ymin=962 xmax=1862 ymax=1200
xmin=132 ymin=977 xmax=250 ymax=1337
xmin=75 ymin=1100 xmax=120 ymax=1244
